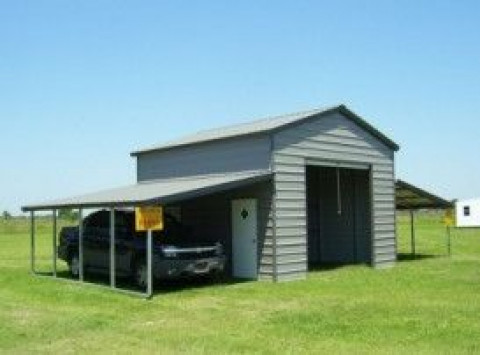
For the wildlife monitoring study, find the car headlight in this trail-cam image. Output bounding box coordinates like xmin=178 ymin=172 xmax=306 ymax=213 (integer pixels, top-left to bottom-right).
xmin=162 ymin=247 xmax=177 ymax=258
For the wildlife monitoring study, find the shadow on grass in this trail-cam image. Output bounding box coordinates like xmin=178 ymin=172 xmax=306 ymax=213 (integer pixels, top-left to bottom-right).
xmin=151 ymin=276 xmax=249 ymax=295
xmin=307 ymin=254 xmax=442 ymax=271
xmin=34 ymin=270 xmax=248 ymax=297
xmin=308 ymin=262 xmax=371 ymax=272
xmin=396 ymin=253 xmax=439 ymax=262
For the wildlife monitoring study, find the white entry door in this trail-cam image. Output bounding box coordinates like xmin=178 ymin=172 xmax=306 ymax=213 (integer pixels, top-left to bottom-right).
xmin=232 ymin=199 xmax=258 ymax=279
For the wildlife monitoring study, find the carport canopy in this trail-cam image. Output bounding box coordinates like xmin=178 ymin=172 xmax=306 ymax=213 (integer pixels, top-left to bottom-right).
xmin=22 ymin=170 xmax=271 ymax=211
xmin=22 ymin=170 xmax=271 ymax=298
xmin=396 ymin=179 xmax=453 ymax=210
xmin=395 ymin=179 xmax=453 ymax=259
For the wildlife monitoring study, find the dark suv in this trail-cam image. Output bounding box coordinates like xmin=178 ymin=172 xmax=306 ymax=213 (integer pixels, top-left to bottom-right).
xmin=58 ymin=209 xmax=225 ymax=288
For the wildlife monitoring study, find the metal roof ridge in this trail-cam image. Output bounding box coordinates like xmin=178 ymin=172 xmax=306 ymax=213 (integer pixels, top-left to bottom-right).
xmin=130 ymin=105 xmax=341 ymax=156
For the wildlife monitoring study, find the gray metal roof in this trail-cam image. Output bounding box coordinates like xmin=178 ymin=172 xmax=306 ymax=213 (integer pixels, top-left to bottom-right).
xmin=396 ymin=179 xmax=453 ymax=210
xmin=131 ymin=104 xmax=399 ymax=156
xmin=22 ymin=170 xmax=271 ymax=211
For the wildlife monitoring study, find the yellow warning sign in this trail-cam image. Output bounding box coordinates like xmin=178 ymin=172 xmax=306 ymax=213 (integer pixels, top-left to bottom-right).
xmin=135 ymin=206 xmax=164 ymax=231
xmin=443 ymin=208 xmax=455 ymax=227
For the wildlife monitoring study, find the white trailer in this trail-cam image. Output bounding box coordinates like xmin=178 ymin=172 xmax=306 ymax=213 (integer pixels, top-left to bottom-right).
xmin=456 ymin=198 xmax=480 ymax=227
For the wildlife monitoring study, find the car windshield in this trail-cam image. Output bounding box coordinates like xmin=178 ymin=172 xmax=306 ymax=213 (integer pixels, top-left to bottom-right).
xmin=83 ymin=210 xmax=134 ymax=232
xmin=82 ymin=210 xmax=191 ymax=243
xmin=153 ymin=214 xmax=188 ymax=243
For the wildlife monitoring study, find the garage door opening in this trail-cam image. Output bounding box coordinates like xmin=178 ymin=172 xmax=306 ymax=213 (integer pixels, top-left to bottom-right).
xmin=306 ymin=165 xmax=372 ymax=269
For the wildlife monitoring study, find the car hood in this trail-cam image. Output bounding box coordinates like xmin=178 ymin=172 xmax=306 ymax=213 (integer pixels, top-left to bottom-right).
xmin=156 ymin=239 xmax=220 ymax=249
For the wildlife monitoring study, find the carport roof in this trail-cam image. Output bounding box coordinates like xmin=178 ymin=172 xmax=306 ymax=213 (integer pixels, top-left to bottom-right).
xmin=396 ymin=179 xmax=453 ymax=210
xmin=22 ymin=170 xmax=271 ymax=212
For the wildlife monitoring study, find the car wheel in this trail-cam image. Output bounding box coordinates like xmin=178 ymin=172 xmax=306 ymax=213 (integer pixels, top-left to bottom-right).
xmin=69 ymin=253 xmax=80 ymax=278
xmin=133 ymin=260 xmax=147 ymax=289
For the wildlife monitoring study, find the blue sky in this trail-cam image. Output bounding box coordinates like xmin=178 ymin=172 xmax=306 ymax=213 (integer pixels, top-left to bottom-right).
xmin=1 ymin=1 xmax=480 ymax=214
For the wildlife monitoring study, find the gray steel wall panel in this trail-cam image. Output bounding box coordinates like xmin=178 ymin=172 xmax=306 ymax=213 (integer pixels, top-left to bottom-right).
xmin=276 ymin=239 xmax=307 ymax=246
xmin=137 ymin=136 xmax=271 ymax=181
xmin=272 ymin=111 xmax=396 ymax=280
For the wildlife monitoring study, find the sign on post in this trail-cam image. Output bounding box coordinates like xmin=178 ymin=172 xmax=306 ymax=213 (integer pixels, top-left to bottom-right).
xmin=135 ymin=206 xmax=163 ymax=297
xmin=443 ymin=208 xmax=455 ymax=227
xmin=135 ymin=206 xmax=164 ymax=232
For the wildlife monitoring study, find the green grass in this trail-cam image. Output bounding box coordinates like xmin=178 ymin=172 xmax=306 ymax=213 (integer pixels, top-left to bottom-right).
xmin=1 ymin=213 xmax=480 ymax=354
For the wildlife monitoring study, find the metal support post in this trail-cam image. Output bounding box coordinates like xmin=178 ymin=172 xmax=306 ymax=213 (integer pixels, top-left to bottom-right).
xmin=410 ymin=209 xmax=416 ymax=258
xmin=110 ymin=207 xmax=116 ymax=288
xmin=79 ymin=208 xmax=84 ymax=281
xmin=147 ymin=229 xmax=153 ymax=297
xmin=52 ymin=209 xmax=57 ymax=277
xmin=30 ymin=211 xmax=35 ymax=274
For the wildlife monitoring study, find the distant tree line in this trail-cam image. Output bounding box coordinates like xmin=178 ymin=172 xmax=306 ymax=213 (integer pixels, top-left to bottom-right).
xmin=58 ymin=208 xmax=79 ymax=220
xmin=1 ymin=209 xmax=80 ymax=220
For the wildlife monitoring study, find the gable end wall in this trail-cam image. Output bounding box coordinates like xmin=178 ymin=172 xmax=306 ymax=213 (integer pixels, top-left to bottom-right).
xmin=272 ymin=111 xmax=396 ymax=281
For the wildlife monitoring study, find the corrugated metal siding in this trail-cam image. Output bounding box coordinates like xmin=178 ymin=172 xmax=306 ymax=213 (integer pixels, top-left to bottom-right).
xmin=272 ymin=112 xmax=396 ymax=280
xmin=371 ymin=162 xmax=396 ymax=268
xmin=354 ymin=170 xmax=372 ymax=263
xmin=137 ymin=136 xmax=271 ymax=181
xmin=272 ymin=155 xmax=308 ymax=281
xmin=178 ymin=180 xmax=274 ymax=280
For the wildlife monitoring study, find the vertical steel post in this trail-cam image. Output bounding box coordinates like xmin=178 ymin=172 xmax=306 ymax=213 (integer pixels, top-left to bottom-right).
xmin=410 ymin=209 xmax=416 ymax=258
xmin=110 ymin=207 xmax=116 ymax=288
xmin=30 ymin=211 xmax=35 ymax=274
xmin=79 ymin=208 xmax=84 ymax=281
xmin=52 ymin=209 xmax=57 ymax=277
xmin=147 ymin=229 xmax=152 ymax=297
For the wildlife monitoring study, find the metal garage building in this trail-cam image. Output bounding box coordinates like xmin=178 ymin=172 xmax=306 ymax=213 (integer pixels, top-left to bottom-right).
xmin=23 ymin=104 xmax=399 ymax=285
xmin=133 ymin=104 xmax=399 ymax=281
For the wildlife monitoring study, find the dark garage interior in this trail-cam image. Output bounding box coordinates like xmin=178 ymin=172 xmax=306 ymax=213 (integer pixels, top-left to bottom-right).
xmin=306 ymin=165 xmax=372 ymax=268
xmin=175 ymin=180 xmax=272 ymax=278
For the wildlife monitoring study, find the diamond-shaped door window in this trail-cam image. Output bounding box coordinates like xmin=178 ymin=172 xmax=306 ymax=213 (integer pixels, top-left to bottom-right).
xmin=241 ymin=208 xmax=249 ymax=220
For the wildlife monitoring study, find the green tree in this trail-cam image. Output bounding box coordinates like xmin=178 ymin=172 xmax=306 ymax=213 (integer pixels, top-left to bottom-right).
xmin=58 ymin=208 xmax=79 ymax=220
xmin=2 ymin=210 xmax=12 ymax=220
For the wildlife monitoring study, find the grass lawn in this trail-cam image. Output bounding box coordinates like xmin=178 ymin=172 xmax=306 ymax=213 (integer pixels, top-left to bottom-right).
xmin=1 ymin=213 xmax=480 ymax=354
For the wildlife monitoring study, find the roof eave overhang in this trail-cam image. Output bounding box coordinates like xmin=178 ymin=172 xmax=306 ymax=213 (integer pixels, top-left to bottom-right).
xmin=337 ymin=105 xmax=400 ymax=151
xmin=22 ymin=172 xmax=272 ymax=212
xmin=130 ymin=130 xmax=269 ymax=157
